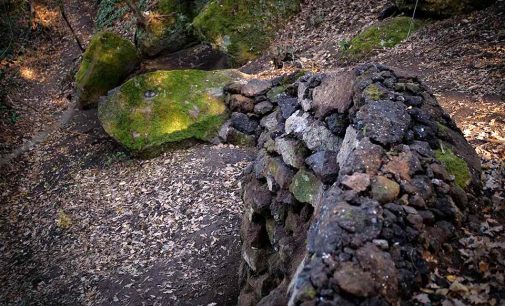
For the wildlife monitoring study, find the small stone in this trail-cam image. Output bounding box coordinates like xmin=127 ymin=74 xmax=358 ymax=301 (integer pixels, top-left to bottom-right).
xmin=289 ymin=169 xmax=323 ymax=206
xmin=223 ymin=81 xmax=243 ymax=94
xmin=341 ymin=173 xmax=370 ymax=192
xmin=406 ymin=213 xmax=424 ymax=230
xmin=302 ymin=122 xmax=341 ymax=152
xmin=430 ymin=163 xmax=451 ymax=181
xmin=277 ymin=96 xmax=300 ymax=119
xmin=325 ymin=113 xmax=349 ymax=136
xmin=229 ymin=94 xmax=255 ymax=113
xmin=241 ymin=79 xmax=272 ymax=97
xmin=231 ymin=112 xmax=259 ymax=135
xmin=285 ymin=110 xmax=311 ymax=135
xmin=253 ymin=100 xmax=274 ymax=115
xmin=372 ymin=239 xmax=389 ymax=250
xmin=275 ymin=137 xmax=307 ymax=169
xmin=305 ymin=151 xmax=340 ymax=183
xmin=226 ymin=127 xmax=256 ymax=146
xmin=260 ymin=109 xmax=280 ymax=131
xmin=267 ymin=157 xmax=295 ymax=189
xmin=333 ymin=262 xmax=376 ymax=297
xmin=355 ymin=100 xmax=411 ymax=146
xmin=243 ymin=178 xmax=272 ymax=213
xmin=312 ymin=71 xmax=354 ymax=117
xmin=371 ymin=176 xmax=400 ymax=203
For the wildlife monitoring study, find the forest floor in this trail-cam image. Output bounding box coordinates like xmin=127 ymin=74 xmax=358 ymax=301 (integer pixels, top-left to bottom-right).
xmin=0 ymin=0 xmax=504 ymax=305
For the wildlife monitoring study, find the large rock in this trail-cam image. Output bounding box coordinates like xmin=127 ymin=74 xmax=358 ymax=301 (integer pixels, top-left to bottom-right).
xmin=75 ymin=32 xmax=139 ymax=108
xmin=135 ymin=0 xmax=207 ymax=57
xmin=395 ymin=0 xmax=495 ymax=17
xmin=98 ymin=69 xmax=245 ymax=156
xmin=289 ymin=169 xmax=323 ymax=206
xmin=192 ymin=0 xmax=301 ymax=65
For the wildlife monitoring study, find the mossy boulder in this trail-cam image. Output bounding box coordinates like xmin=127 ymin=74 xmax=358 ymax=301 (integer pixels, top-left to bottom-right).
xmin=98 ymin=69 xmax=246 ymax=157
xmin=395 ymin=0 xmax=495 ymax=17
xmin=75 ymin=31 xmax=139 ymax=108
xmin=135 ymin=0 xmax=208 ymax=57
xmin=340 ymin=17 xmax=426 ymax=62
xmin=192 ymin=0 xmax=301 ymax=65
xmin=289 ymin=169 xmax=323 ymax=207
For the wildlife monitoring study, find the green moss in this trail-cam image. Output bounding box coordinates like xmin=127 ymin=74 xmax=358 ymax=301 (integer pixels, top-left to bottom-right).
xmin=192 ymin=0 xmax=300 ymax=65
xmin=364 ymin=84 xmax=385 ymax=100
xmin=75 ymin=32 xmax=139 ymax=108
xmin=341 ymin=17 xmax=426 ymax=61
xmin=98 ymin=69 xmax=245 ymax=156
xmin=435 ymin=147 xmax=471 ymax=188
xmin=289 ymin=169 xmax=323 ymax=206
xmin=135 ymin=0 xmax=207 ymax=56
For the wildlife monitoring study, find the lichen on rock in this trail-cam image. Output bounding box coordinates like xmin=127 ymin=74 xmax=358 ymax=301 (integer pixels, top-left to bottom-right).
xmin=98 ymin=69 xmax=245 ymax=156
xmin=75 ymin=31 xmax=139 ymax=108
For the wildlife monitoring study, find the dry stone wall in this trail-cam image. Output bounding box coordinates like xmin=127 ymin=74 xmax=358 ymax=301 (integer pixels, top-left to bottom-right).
xmin=219 ymin=64 xmax=481 ymax=305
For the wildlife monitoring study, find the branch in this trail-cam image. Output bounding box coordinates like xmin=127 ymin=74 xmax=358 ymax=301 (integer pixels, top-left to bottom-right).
xmin=58 ymin=1 xmax=84 ymax=52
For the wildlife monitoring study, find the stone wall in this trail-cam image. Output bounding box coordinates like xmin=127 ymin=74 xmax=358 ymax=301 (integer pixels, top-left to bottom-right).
xmin=219 ymin=64 xmax=481 ymax=305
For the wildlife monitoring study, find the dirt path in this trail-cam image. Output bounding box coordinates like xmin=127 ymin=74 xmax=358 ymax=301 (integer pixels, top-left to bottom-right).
xmin=0 ymin=109 xmax=255 ymax=305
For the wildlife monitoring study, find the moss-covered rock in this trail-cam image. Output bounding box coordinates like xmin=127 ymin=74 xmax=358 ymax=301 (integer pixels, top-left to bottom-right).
xmin=98 ymin=69 xmax=246 ymax=157
xmin=192 ymin=0 xmax=300 ymax=65
xmin=395 ymin=0 xmax=494 ymax=17
xmin=135 ymin=0 xmax=208 ymax=57
xmin=340 ymin=17 xmax=426 ymax=62
xmin=289 ymin=169 xmax=323 ymax=207
xmin=435 ymin=147 xmax=471 ymax=189
xmin=75 ymin=32 xmax=139 ymax=108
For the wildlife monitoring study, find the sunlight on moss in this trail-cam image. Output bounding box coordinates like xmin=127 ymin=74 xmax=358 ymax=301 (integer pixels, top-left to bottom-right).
xmin=98 ymin=69 xmax=245 ymax=155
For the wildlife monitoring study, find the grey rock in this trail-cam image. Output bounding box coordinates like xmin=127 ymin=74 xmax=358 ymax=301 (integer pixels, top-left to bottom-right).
xmin=325 ymin=112 xmax=349 ymax=136
xmin=243 ymin=178 xmax=272 ymax=213
xmin=285 ymin=110 xmax=311 ymax=135
xmin=277 ymin=96 xmax=300 ymax=119
xmin=266 ymin=157 xmax=295 ymax=189
xmin=231 ymin=112 xmax=259 ymax=134
xmin=275 ymin=137 xmax=307 ymax=168
xmin=254 ymin=101 xmax=274 ymax=115
xmin=260 ymin=109 xmax=281 ymax=131
xmin=355 ymin=100 xmax=411 ymax=146
xmin=302 ymin=121 xmax=341 ymax=152
xmin=241 ymin=79 xmax=272 ymax=97
xmin=305 ymin=151 xmax=339 ymax=183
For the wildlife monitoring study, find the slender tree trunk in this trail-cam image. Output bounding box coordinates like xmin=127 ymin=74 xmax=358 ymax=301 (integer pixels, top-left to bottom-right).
xmin=58 ymin=1 xmax=84 ymax=52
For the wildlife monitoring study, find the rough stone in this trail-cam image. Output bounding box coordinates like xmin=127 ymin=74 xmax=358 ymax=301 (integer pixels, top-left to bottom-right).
xmin=285 ymin=110 xmax=311 ymax=135
xmin=289 ymin=169 xmax=324 ymax=206
xmin=355 ymin=100 xmax=411 ymax=146
xmin=267 ymin=157 xmax=295 ymax=189
xmin=305 ymin=151 xmax=340 ymax=183
xmin=325 ymin=112 xmax=349 ymax=136
xmin=229 ymin=94 xmax=255 ymax=113
xmin=302 ymin=122 xmax=342 ymax=152
xmin=277 ymin=96 xmax=300 ymax=119
xmin=260 ymin=109 xmax=281 ymax=131
xmin=333 ymin=262 xmax=376 ymax=297
xmin=341 ymin=173 xmax=371 ymax=192
xmin=339 ymin=138 xmax=385 ymax=176
xmin=312 ymin=71 xmax=354 ymax=118
xmin=231 ymin=112 xmax=259 ymax=135
xmin=242 ymin=79 xmax=272 ymax=97
xmin=275 ymin=137 xmax=307 ymax=169
xmin=254 ymin=101 xmax=274 ymax=115
xmin=243 ymin=178 xmax=272 ymax=213
xmin=371 ymin=176 xmax=401 ymax=203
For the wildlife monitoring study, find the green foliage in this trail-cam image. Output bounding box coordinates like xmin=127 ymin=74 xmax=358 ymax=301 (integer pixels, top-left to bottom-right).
xmin=0 ymin=0 xmax=31 ymax=60
xmin=192 ymin=0 xmax=301 ymax=66
xmin=75 ymin=31 xmax=139 ymax=108
xmin=435 ymin=147 xmax=471 ymax=189
xmin=340 ymin=17 xmax=426 ymax=61
xmin=95 ymin=0 xmax=129 ymax=30
xmin=98 ymin=69 xmax=244 ymax=155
